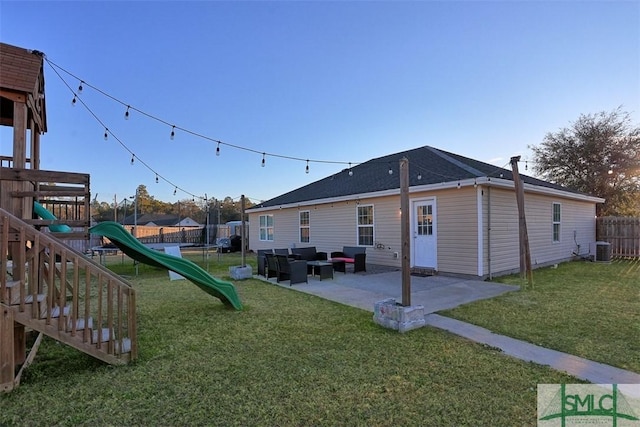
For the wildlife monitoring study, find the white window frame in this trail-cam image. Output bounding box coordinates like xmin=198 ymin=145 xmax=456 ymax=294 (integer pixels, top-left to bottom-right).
xmin=356 ymin=204 xmax=374 ymax=247
xmin=299 ymin=210 xmax=310 ymax=243
xmin=259 ymin=214 xmax=274 ymax=242
xmin=552 ymin=202 xmax=561 ymax=243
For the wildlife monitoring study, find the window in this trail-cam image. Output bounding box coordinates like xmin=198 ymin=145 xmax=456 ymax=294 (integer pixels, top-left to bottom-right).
xmin=416 ymin=204 xmax=433 ymax=236
xmin=357 ymin=205 xmax=374 ymax=246
xmin=552 ymin=203 xmax=561 ymax=242
xmin=299 ymin=210 xmax=310 ymax=243
xmin=259 ymin=214 xmax=274 ymax=241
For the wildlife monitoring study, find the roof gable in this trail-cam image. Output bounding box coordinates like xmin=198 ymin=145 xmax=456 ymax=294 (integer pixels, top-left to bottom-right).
xmin=0 ymin=42 xmax=44 ymax=95
xmin=252 ymin=145 xmax=589 ymax=208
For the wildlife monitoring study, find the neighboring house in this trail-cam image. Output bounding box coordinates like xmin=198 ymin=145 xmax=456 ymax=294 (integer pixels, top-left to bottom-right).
xmin=122 ymin=214 xmax=201 ymax=228
xmin=247 ymin=145 xmax=604 ymax=279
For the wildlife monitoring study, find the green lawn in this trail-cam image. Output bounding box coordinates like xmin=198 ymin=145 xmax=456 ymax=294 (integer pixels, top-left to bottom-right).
xmin=441 ymin=258 xmax=640 ymax=373
xmin=1 ymin=252 xmax=579 ymax=426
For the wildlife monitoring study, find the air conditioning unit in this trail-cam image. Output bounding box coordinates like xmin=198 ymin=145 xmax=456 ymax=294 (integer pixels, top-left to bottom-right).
xmin=594 ymin=241 xmax=611 ymax=263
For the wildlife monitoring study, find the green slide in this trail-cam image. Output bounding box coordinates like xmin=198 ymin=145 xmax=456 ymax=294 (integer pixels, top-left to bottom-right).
xmin=90 ymin=221 xmax=242 ymax=310
xmin=34 ymin=201 xmax=73 ymax=232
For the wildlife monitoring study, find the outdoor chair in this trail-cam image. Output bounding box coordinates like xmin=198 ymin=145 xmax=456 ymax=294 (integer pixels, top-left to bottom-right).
xmin=265 ymin=253 xmax=279 ymax=280
xmin=257 ymin=249 xmax=272 ymax=277
xmin=275 ymin=254 xmax=307 ymax=285
xmin=330 ymin=246 xmax=366 ymax=273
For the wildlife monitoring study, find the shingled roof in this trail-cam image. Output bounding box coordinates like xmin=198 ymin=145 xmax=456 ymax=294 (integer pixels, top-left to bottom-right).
xmin=252 ymin=145 xmax=583 ymax=208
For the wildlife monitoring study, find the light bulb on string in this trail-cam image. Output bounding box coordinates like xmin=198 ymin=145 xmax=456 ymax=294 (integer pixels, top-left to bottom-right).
xmin=130 ymin=154 xmax=135 ymax=165
xmin=305 ymin=160 xmax=309 ymax=174
xmin=173 ymin=187 xmax=177 ymax=196
xmin=216 ymin=142 xmax=220 ymax=156
xmin=124 ymin=106 xmax=130 ymax=120
xmin=417 ymin=172 xmax=422 ymax=181
xmin=104 ymin=128 xmax=108 ymax=141
xmin=170 ymin=125 xmax=175 ymax=140
xmin=155 ymin=174 xmax=159 ymax=184
xmin=525 ymin=160 xmax=528 ymax=171
xmin=71 ymin=95 xmax=77 ymax=106
xmin=348 ymin=163 xmax=353 ymax=177
xmin=473 ymin=179 xmax=478 ymax=188
xmin=261 ymin=153 xmax=266 ymax=167
xmin=388 ymin=163 xmax=393 ymax=175
xmin=78 ymin=81 xmax=83 ymax=94
xmin=457 ymin=181 xmax=461 ymax=189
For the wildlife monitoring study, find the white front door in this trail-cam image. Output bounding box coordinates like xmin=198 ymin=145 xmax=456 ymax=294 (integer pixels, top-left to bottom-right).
xmin=411 ymin=199 xmax=437 ymax=268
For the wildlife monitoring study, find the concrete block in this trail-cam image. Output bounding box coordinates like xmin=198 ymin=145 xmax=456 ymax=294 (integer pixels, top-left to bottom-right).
xmin=229 ymin=265 xmax=253 ymax=280
xmin=373 ymin=298 xmax=426 ymax=333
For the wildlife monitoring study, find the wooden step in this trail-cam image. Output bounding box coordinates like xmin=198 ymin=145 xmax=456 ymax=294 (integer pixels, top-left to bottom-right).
xmin=115 ymin=338 xmax=132 ymax=354
xmin=92 ymin=328 xmax=114 ymax=344
xmin=67 ymin=317 xmax=93 ymax=332
xmin=3 ymin=280 xmax=22 ymax=304
xmin=47 ymin=305 xmax=70 ymax=319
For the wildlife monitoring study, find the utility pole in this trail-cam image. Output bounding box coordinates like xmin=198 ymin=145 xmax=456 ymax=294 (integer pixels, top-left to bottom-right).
xmin=400 ymin=157 xmax=411 ymax=306
xmin=510 ymin=156 xmax=533 ymax=287
xmin=114 ymin=194 xmax=117 ymax=222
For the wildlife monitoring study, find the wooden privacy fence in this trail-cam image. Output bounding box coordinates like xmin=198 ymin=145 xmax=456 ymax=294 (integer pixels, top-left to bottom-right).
xmin=596 ymin=217 xmax=640 ymax=258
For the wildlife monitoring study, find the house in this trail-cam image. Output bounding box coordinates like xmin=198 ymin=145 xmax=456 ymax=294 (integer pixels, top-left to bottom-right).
xmin=247 ymin=145 xmax=604 ymax=279
xmin=121 ymin=214 xmax=201 ymax=228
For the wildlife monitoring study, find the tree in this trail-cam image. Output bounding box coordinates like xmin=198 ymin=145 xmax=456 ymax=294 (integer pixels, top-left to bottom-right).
xmin=530 ymin=108 xmax=640 ymax=216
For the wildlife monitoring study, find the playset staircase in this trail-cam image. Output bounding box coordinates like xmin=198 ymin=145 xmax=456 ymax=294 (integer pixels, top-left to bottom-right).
xmin=1 ymin=208 xmax=137 ymax=392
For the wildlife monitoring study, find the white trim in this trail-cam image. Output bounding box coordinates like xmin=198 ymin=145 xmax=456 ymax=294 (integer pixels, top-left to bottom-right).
xmin=552 ymin=202 xmax=561 ymax=243
xmin=477 ymin=185 xmax=484 ymax=277
xmin=248 ymin=177 xmax=603 ymax=213
xmin=299 ymin=210 xmax=310 ymax=243
xmin=356 ymin=204 xmax=375 ymax=247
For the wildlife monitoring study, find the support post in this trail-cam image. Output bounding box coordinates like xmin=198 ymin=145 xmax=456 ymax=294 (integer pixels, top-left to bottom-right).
xmin=400 ymin=158 xmax=411 ymax=306
xmin=241 ymin=195 xmax=246 ymax=267
xmin=1 ymin=307 xmax=15 ymax=392
xmin=510 ymin=156 xmax=533 ymax=287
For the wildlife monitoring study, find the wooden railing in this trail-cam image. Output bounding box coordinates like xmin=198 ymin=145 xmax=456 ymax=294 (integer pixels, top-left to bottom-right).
xmin=0 ymin=167 xmax=90 ymax=240
xmin=0 ymin=208 xmax=137 ymax=365
xmin=596 ymin=216 xmax=640 ymax=258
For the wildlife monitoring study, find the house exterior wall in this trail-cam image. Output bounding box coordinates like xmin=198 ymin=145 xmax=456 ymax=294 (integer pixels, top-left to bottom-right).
xmin=249 ymin=183 xmax=598 ymax=278
xmin=483 ymin=186 xmax=597 ymax=277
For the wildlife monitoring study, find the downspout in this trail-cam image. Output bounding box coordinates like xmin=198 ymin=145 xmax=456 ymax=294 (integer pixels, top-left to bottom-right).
xmin=488 ymin=187 xmax=492 ymax=280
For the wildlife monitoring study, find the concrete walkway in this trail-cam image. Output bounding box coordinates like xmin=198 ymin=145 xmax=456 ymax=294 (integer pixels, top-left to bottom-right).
xmin=258 ymin=270 xmax=640 ymax=384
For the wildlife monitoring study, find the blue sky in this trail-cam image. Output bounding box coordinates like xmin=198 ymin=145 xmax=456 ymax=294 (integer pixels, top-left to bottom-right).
xmin=1 ymin=1 xmax=638 ymax=206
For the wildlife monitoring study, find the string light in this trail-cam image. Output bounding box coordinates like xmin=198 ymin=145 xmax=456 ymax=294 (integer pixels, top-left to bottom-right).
xmin=457 ymin=181 xmax=461 ymax=189
xmin=173 ymin=187 xmax=177 ymax=196
xmin=170 ymin=125 xmax=175 ymax=140
xmin=155 ymin=174 xmax=159 ymax=183
xmin=417 ymin=172 xmax=422 ymax=180
xmin=388 ymin=163 xmax=393 ymax=175
xmin=71 ymin=95 xmax=77 ymax=106
xmin=216 ymin=142 xmax=220 ymax=156
xmin=104 ymin=128 xmax=108 ymax=141
xmin=348 ymin=163 xmax=353 ymax=176
xmin=525 ymin=160 xmax=528 ymax=171
xmin=130 ymin=154 xmax=135 ymax=165
xmin=124 ymin=106 xmax=130 ymax=120
xmin=77 ymin=81 xmax=83 ymax=94
xmin=262 ymin=153 xmax=266 ymax=167
xmin=305 ymin=160 xmax=309 ymax=174
xmin=473 ymin=179 xmax=478 ymax=188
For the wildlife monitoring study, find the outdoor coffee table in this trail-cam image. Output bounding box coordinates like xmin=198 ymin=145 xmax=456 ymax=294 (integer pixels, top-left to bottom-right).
xmin=307 ymin=261 xmax=334 ymax=280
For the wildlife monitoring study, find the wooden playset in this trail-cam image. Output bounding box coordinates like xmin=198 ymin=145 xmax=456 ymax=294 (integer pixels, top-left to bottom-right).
xmin=0 ymin=42 xmax=137 ymax=392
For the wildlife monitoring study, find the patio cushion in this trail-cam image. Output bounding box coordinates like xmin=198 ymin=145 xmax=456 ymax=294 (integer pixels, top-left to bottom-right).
xmin=331 ymin=257 xmax=354 ymax=264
